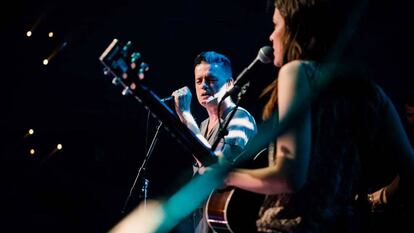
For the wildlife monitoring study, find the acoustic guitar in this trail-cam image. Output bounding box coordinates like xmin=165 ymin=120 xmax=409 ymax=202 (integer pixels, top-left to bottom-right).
xmin=206 ymin=148 xmax=267 ymax=233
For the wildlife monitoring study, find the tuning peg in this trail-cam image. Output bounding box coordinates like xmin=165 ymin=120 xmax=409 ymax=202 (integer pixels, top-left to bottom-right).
xmin=139 ymin=62 xmax=149 ymax=72
xmin=122 ymin=86 xmax=132 ymax=96
xmin=103 ymin=67 xmax=111 ymax=76
xmin=122 ymin=41 xmax=132 ymax=57
xmin=131 ymin=52 xmax=141 ymax=63
xmin=123 ymin=41 xmax=132 ymax=52
xmin=138 ymin=62 xmax=149 ymax=80
xmin=112 ymin=77 xmax=121 ymax=86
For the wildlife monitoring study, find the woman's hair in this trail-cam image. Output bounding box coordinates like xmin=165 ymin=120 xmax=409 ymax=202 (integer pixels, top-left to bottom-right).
xmin=262 ymin=0 xmax=338 ymax=119
xmin=276 ymin=0 xmax=331 ymax=64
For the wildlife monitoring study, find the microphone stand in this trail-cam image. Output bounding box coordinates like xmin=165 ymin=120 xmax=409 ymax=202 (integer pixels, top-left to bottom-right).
xmin=211 ymin=82 xmax=250 ymax=152
xmin=121 ymin=119 xmax=163 ymax=213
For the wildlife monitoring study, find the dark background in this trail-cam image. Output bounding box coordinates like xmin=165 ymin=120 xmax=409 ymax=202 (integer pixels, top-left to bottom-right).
xmin=1 ymin=0 xmax=413 ymax=232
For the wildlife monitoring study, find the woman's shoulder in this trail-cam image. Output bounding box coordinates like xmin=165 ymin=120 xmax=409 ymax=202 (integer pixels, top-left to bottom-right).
xmin=278 ymin=60 xmax=316 ymax=87
xmin=280 ymin=60 xmax=316 ymax=76
xmin=281 ymin=60 xmax=316 ymax=69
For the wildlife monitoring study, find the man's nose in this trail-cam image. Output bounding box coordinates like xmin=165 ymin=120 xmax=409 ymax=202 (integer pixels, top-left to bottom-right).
xmin=201 ymin=80 xmax=209 ymax=89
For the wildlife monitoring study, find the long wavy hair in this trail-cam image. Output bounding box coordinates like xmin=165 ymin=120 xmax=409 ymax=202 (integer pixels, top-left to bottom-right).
xmin=262 ymin=0 xmax=332 ymax=119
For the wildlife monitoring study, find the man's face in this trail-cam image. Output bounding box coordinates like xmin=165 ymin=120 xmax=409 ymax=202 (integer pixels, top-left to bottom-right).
xmin=194 ymin=62 xmax=230 ymax=108
xmin=405 ymin=104 xmax=414 ymax=125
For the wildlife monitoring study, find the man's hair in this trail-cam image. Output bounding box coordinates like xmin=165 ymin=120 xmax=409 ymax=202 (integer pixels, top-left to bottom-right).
xmin=194 ymin=51 xmax=232 ymax=81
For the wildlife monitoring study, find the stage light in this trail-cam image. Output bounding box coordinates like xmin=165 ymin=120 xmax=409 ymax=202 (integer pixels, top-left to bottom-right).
xmin=24 ymin=128 xmax=35 ymax=138
xmin=43 ymin=41 xmax=68 ymax=66
xmin=30 ymin=149 xmax=35 ymax=155
xmin=42 ymin=143 xmax=63 ymax=163
xmin=48 ymin=32 xmax=54 ymax=38
xmin=26 ymin=12 xmax=45 ymax=38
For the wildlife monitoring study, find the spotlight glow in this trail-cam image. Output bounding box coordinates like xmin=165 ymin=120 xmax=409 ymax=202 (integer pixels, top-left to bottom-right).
xmin=57 ymin=144 xmax=62 ymax=150
xmin=43 ymin=59 xmax=49 ymax=65
xmin=26 ymin=31 xmax=32 ymax=37
xmin=48 ymin=32 xmax=54 ymax=38
xmin=30 ymin=149 xmax=35 ymax=155
xmin=28 ymin=129 xmax=34 ymax=135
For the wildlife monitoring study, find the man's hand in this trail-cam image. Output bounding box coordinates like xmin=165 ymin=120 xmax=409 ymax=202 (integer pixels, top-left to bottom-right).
xmin=172 ymin=86 xmax=192 ymax=115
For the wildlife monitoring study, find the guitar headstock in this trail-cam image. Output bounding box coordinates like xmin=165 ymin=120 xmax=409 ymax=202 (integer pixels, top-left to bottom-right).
xmin=99 ymin=38 xmax=149 ymax=96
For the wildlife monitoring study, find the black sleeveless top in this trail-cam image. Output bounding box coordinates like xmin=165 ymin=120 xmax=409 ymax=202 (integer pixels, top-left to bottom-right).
xmin=256 ymin=61 xmax=388 ymax=233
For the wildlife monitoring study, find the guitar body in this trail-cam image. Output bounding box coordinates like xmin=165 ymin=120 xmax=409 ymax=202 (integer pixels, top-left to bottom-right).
xmin=206 ymin=187 xmax=265 ymax=233
xmin=206 ymin=149 xmax=267 ymax=233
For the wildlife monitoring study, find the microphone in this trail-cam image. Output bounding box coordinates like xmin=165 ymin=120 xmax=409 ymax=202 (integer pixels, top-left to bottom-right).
xmin=161 ymin=96 xmax=174 ymax=103
xmin=223 ymin=46 xmax=273 ymax=99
